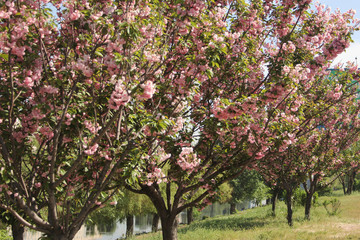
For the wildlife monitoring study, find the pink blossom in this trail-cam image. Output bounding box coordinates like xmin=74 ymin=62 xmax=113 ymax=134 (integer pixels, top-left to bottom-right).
xmin=108 ymin=81 xmax=130 ymax=110
xmin=39 ymin=86 xmax=59 ymax=95
xmin=255 ymin=152 xmax=265 ymax=160
xmin=177 ymin=147 xmax=200 ymax=172
xmin=90 ymin=11 xmax=103 ymax=21
xmin=69 ymin=10 xmax=81 ymax=21
xmin=208 ymin=42 xmax=216 ymax=49
xmin=40 ymin=126 xmax=54 ymax=140
xmin=84 ymin=120 xmax=101 ymax=134
xmin=11 ymin=46 xmax=26 ymax=58
xmin=84 ymin=144 xmax=99 ymax=155
xmin=23 ymin=77 xmax=34 ymax=88
xmin=282 ymin=66 xmax=290 ymax=74
xmin=140 ymin=81 xmax=156 ymax=99
xmin=31 ymin=109 xmax=45 ymax=120
xmin=172 ymin=117 xmax=184 ymax=133
xmin=13 ymin=131 xmax=26 ymax=143
xmin=0 ymin=11 xmax=10 ymax=19
xmin=64 ymin=113 xmax=74 ymax=125
xmin=179 ymin=27 xmax=189 ymax=35
xmin=146 ymin=167 xmax=165 ymax=186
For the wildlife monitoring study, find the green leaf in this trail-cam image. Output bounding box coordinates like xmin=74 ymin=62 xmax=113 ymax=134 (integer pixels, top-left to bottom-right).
xmin=0 ymin=54 xmax=8 ymax=61
xmin=95 ymin=50 xmax=103 ymax=57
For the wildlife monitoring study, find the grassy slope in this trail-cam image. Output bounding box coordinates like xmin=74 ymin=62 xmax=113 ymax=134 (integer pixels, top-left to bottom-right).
xmin=135 ymin=192 xmax=360 ymax=240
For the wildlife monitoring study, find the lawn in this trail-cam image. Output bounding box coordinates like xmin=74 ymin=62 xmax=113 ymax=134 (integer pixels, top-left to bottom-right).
xmin=135 ymin=192 xmax=360 ymax=240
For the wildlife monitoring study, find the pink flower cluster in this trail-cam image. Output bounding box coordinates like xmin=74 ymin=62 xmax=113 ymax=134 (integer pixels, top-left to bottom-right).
xmin=84 ymin=144 xmax=99 ymax=155
xmin=177 ymin=147 xmax=200 ymax=172
xmin=139 ymin=81 xmax=156 ymax=100
xmin=39 ymin=86 xmax=59 ymax=95
xmin=108 ymin=81 xmax=130 ymax=110
xmin=68 ymin=10 xmax=81 ymax=21
xmin=172 ymin=117 xmax=184 ymax=133
xmin=39 ymin=126 xmax=54 ymax=140
xmin=73 ymin=57 xmax=93 ymax=78
xmin=84 ymin=120 xmax=101 ymax=134
xmin=31 ymin=109 xmax=45 ymax=120
xmin=146 ymin=167 xmax=165 ymax=186
xmin=64 ymin=113 xmax=74 ymax=125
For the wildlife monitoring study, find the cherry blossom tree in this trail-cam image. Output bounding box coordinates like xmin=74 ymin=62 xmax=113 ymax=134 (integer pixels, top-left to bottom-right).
xmin=0 ymin=0 xmax=358 ymax=239
xmin=256 ymin=67 xmax=360 ymax=225
xmin=337 ymin=141 xmax=360 ymax=195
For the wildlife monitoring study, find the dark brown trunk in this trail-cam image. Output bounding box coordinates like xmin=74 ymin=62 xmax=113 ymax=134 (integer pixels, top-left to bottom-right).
xmin=11 ymin=220 xmax=24 ymax=240
xmin=47 ymin=229 xmax=69 ymax=240
xmin=340 ymin=176 xmax=346 ymax=195
xmin=152 ymin=213 xmax=159 ymax=232
xmin=230 ymin=203 xmax=236 ymax=214
xmin=126 ymin=214 xmax=134 ymax=238
xmin=271 ymin=189 xmax=279 ymax=216
xmin=304 ymin=192 xmax=313 ymax=220
xmin=160 ymin=214 xmax=178 ymax=240
xmin=187 ymin=207 xmax=193 ymax=224
xmin=346 ymin=172 xmax=355 ymax=195
xmin=352 ymin=171 xmax=357 ymax=192
xmin=285 ymin=190 xmax=293 ymax=227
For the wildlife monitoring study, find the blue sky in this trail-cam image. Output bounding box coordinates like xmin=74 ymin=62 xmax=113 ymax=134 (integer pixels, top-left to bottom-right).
xmin=317 ymin=0 xmax=360 ymax=65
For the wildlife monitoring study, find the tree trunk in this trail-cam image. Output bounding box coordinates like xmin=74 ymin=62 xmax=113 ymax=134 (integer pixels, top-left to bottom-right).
xmin=304 ymin=192 xmax=313 ymax=221
xmin=47 ymin=230 xmax=69 ymax=240
xmin=160 ymin=214 xmax=178 ymax=240
xmin=271 ymin=197 xmax=277 ymax=216
xmin=346 ymin=172 xmax=355 ymax=195
xmin=210 ymin=204 xmax=214 ymax=217
xmin=187 ymin=207 xmax=193 ymax=225
xmin=152 ymin=213 xmax=159 ymax=232
xmin=352 ymin=171 xmax=357 ymax=192
xmin=285 ymin=190 xmax=293 ymax=227
xmin=126 ymin=214 xmax=134 ymax=239
xmin=271 ymin=188 xmax=279 ymax=216
xmin=11 ymin=220 xmax=24 ymax=240
xmin=230 ymin=203 xmax=236 ymax=214
xmin=340 ymin=176 xmax=346 ymax=195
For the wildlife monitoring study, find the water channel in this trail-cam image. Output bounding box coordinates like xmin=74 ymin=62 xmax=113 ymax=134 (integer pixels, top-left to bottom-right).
xmin=25 ymin=200 xmax=262 ymax=240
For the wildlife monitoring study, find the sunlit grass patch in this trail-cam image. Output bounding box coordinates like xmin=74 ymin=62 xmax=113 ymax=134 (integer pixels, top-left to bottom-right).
xmin=136 ymin=192 xmax=360 ymax=240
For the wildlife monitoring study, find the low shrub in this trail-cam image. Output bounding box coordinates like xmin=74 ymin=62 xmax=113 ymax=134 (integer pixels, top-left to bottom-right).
xmin=322 ymin=198 xmax=341 ymax=216
xmin=293 ymin=188 xmax=319 ymax=207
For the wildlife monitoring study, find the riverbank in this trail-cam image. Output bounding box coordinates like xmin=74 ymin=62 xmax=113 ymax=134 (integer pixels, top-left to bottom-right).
xmin=134 ymin=192 xmax=360 ymax=240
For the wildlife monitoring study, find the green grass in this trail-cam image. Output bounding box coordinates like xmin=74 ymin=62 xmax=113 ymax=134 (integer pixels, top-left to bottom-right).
xmin=135 ymin=192 xmax=360 ymax=240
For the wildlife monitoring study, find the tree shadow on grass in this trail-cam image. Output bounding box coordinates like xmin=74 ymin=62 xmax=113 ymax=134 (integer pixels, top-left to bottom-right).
xmin=179 ymin=216 xmax=266 ymax=234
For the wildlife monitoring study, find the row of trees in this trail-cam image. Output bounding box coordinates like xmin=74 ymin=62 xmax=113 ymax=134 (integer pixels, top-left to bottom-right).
xmin=0 ymin=0 xmax=360 ymax=239
xmin=86 ymin=161 xmax=359 ymax=240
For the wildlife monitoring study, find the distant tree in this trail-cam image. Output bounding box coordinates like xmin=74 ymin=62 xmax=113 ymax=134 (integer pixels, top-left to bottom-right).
xmin=257 ymin=93 xmax=360 ymax=224
xmin=338 ymin=142 xmax=360 ymax=195
xmin=87 ymin=189 xmax=155 ymax=239
xmin=229 ymin=170 xmax=265 ymax=214
xmin=186 ymin=182 xmax=232 ymax=225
